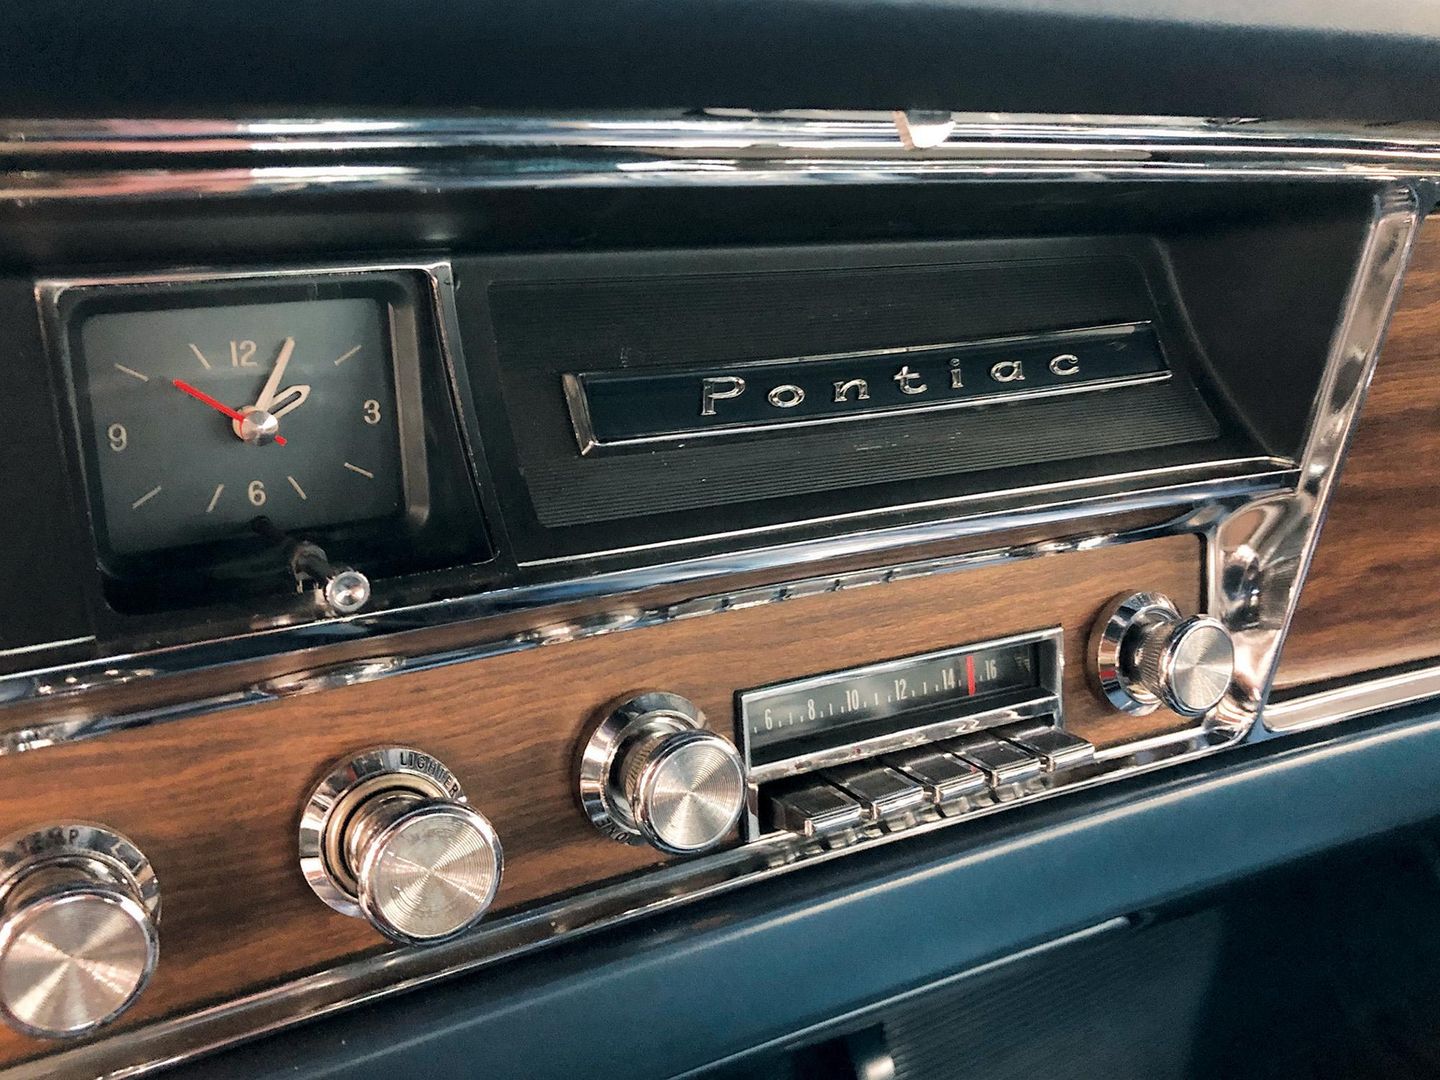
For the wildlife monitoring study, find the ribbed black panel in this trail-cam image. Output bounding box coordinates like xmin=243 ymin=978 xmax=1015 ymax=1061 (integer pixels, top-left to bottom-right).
xmin=466 ymin=239 xmax=1228 ymax=549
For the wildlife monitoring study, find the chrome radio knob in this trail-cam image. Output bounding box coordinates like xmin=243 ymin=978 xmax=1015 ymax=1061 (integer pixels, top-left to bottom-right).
xmin=578 ymin=692 xmax=746 ymax=855
xmin=1091 ymin=592 xmax=1236 ymax=718
xmin=0 ymin=824 xmax=160 ymax=1039
xmin=300 ymin=747 xmax=503 ymax=946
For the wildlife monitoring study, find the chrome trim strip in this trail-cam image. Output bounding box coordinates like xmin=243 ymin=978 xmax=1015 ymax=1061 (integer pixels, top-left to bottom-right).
xmin=1 ymin=115 xmax=1440 ymax=214
xmin=0 ymin=636 xmax=94 ymax=658
xmin=1265 ymin=664 xmax=1440 ymax=733
xmin=514 ymin=458 xmax=1291 ymax=566
xmin=0 ymin=464 xmax=1294 ymax=725
xmin=10 ymin=114 xmax=1440 ymax=196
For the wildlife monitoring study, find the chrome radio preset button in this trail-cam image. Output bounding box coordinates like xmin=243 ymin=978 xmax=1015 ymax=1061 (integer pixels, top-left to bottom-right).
xmin=995 ymin=722 xmax=1096 ymax=773
xmin=578 ymin=692 xmax=746 ymax=856
xmin=0 ymin=823 xmax=160 ymax=1039
xmin=766 ymin=781 xmax=866 ymax=840
xmin=1091 ymin=592 xmax=1236 ymax=718
xmin=941 ymin=733 xmax=1046 ymax=800
xmin=881 ymin=749 xmax=990 ymax=811
xmin=300 ymin=747 xmax=503 ymax=946
xmin=821 ymin=763 xmax=928 ymax=829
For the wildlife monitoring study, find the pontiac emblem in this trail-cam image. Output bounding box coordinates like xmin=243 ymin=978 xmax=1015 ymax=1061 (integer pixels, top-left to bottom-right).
xmin=564 ymin=321 xmax=1169 ymax=453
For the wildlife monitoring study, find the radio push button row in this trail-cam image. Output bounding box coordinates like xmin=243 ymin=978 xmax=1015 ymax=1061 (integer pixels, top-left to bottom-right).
xmin=578 ymin=692 xmax=746 ymax=856
xmin=881 ymin=749 xmax=989 ymax=813
xmin=0 ymin=824 xmax=160 ymax=1039
xmin=300 ymin=747 xmax=503 ymax=946
xmin=941 ymin=733 xmax=1045 ymax=801
xmin=821 ymin=763 xmax=928 ymax=830
xmin=766 ymin=781 xmax=866 ymax=841
xmin=994 ymin=722 xmax=1095 ymax=774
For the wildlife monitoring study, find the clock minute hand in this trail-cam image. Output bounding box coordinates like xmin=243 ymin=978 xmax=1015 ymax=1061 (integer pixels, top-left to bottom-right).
xmin=254 ymin=337 xmax=295 ymax=411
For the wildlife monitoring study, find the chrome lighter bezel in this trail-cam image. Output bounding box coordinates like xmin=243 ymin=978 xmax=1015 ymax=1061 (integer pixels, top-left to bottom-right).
xmin=299 ymin=746 xmax=468 ymax=919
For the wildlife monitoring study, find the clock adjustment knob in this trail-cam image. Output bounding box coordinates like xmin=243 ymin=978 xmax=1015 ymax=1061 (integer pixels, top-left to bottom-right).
xmin=578 ymin=692 xmax=746 ymax=856
xmin=1090 ymin=592 xmax=1237 ymax=718
xmin=0 ymin=824 xmax=160 ymax=1040
xmin=300 ymin=747 xmax=503 ymax=946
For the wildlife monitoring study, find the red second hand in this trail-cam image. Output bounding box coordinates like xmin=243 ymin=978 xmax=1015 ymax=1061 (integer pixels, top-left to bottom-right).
xmin=171 ymin=379 xmax=286 ymax=446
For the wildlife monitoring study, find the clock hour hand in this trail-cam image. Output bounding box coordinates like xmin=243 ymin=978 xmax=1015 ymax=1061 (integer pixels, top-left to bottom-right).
xmin=267 ymin=384 xmax=312 ymax=420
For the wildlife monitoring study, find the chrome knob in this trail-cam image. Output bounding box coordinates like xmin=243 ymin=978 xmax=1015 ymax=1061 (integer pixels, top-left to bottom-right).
xmin=1091 ymin=592 xmax=1236 ymax=718
xmin=300 ymin=748 xmax=503 ymax=945
xmin=579 ymin=692 xmax=746 ymax=855
xmin=0 ymin=824 xmax=159 ymax=1039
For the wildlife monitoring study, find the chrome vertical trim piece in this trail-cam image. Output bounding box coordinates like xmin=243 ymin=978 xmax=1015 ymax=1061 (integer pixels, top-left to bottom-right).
xmin=1205 ymin=185 xmax=1423 ymax=731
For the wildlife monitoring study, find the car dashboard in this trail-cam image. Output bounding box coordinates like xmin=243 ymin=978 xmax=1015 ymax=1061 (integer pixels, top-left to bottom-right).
xmin=4 ymin=30 xmax=1440 ymax=1076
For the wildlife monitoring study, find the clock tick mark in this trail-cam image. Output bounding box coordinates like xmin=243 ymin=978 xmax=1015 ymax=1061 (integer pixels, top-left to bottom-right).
xmin=343 ymin=462 xmax=375 ymax=479
xmin=131 ymin=485 xmax=162 ymax=509
xmin=113 ymin=364 xmax=149 ymax=382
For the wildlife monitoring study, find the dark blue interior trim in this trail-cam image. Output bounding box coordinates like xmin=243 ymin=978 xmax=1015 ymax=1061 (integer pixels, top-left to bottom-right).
xmin=4 ymin=2 xmax=1440 ymax=119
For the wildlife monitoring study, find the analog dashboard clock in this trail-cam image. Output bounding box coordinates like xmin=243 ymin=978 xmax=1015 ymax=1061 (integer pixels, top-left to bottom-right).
xmin=46 ymin=268 xmax=491 ymax=614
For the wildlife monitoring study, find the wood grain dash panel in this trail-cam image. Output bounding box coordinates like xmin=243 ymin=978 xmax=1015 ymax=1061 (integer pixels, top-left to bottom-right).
xmin=1276 ymin=217 xmax=1440 ymax=690
xmin=0 ymin=535 xmax=1200 ymax=1067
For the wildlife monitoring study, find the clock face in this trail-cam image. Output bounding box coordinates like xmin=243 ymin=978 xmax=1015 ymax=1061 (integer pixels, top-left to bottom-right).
xmin=73 ymin=296 xmax=405 ymax=558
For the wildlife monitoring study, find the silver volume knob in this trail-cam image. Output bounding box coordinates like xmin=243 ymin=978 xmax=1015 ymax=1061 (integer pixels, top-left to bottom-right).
xmin=578 ymin=692 xmax=746 ymax=855
xmin=0 ymin=824 xmax=160 ymax=1039
xmin=300 ymin=747 xmax=503 ymax=945
xmin=1090 ymin=592 xmax=1236 ymax=718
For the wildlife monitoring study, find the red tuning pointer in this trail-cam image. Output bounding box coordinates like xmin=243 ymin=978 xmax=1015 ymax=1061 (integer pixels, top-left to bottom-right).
xmin=172 ymin=379 xmax=286 ymax=446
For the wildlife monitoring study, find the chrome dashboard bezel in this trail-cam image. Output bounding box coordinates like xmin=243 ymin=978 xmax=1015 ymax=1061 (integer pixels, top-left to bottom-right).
xmin=0 ymin=111 xmax=1431 ymax=1079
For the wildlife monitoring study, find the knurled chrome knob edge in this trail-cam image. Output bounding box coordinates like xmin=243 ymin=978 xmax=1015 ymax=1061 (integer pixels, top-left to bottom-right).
xmin=578 ymin=691 xmax=745 ymax=853
xmin=1089 ymin=592 xmax=1235 ymax=718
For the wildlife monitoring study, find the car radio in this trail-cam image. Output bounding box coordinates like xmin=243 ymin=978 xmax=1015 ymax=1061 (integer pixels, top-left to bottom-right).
xmin=739 ymin=628 xmax=1093 ymax=844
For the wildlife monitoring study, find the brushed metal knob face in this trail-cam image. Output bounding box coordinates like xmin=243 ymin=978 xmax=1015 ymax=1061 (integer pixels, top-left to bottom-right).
xmin=579 ymin=692 xmax=746 ymax=855
xmin=1090 ymin=593 xmax=1237 ymax=718
xmin=300 ymin=748 xmax=503 ymax=946
xmin=0 ymin=826 xmax=160 ymax=1039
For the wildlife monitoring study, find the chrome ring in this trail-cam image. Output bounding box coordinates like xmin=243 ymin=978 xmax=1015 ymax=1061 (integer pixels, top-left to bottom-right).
xmin=576 ymin=691 xmax=704 ymax=845
xmin=1088 ymin=591 xmax=1178 ymax=716
xmin=299 ymin=747 xmax=465 ymax=917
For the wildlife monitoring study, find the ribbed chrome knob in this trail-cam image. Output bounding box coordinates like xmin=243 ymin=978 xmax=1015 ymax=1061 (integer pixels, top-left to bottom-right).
xmin=579 ymin=692 xmax=746 ymax=856
xmin=300 ymin=748 xmax=503 ymax=946
xmin=1090 ymin=593 xmax=1236 ymax=718
xmin=0 ymin=825 xmax=160 ymax=1039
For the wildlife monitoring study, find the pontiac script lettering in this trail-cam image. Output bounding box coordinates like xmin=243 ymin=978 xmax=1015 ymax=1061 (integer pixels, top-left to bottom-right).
xmin=568 ymin=322 xmax=1169 ymax=449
